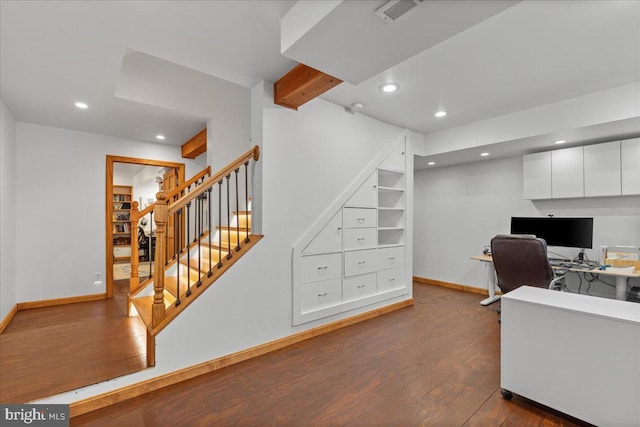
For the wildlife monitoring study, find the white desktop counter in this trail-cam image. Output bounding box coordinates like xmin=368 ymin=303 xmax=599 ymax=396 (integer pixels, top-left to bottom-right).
xmin=501 ymin=286 xmax=640 ymax=427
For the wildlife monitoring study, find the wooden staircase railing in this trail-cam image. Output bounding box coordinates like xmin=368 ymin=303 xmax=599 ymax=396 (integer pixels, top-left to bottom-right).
xmin=129 ymin=166 xmax=212 ymax=294
xmin=128 ymin=146 xmax=262 ymax=367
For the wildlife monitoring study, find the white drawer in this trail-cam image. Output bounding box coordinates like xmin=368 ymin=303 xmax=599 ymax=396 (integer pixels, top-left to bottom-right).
xmin=378 ymin=246 xmax=404 ymax=270
xmin=344 ymin=249 xmax=377 ymax=277
xmin=377 ymin=267 xmax=404 ymax=292
xmin=343 ymin=208 xmax=377 ymax=228
xmin=343 ymin=228 xmax=377 ymax=250
xmin=302 ymin=253 xmax=342 ymax=284
xmin=302 ymin=278 xmax=342 ymax=313
xmin=343 ymin=272 xmax=377 ymax=302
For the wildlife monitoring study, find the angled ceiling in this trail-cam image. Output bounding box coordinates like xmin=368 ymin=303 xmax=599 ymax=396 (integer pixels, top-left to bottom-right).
xmin=1 ymin=0 xmax=639 ymax=168
xmin=281 ymin=0 xmax=520 ymax=85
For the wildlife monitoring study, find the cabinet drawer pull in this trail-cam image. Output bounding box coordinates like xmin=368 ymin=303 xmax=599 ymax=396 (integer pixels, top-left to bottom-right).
xmin=318 ymin=292 xmax=328 ymax=297
xmin=357 ymin=285 xmax=366 ymax=288
xmin=357 ymin=238 xmax=366 ymax=242
xmin=358 ymin=261 xmax=366 ymax=265
xmin=388 ymin=257 xmax=395 ymax=260
xmin=317 ymin=266 xmax=328 ymax=270
xmin=357 ymin=218 xmax=365 ymax=223
xmin=388 ymin=278 xmax=395 ymax=282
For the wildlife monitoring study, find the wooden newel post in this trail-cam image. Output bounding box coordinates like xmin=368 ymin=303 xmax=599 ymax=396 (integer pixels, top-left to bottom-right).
xmin=129 ymin=201 xmax=140 ymax=293
xmin=152 ymin=192 xmax=168 ymax=328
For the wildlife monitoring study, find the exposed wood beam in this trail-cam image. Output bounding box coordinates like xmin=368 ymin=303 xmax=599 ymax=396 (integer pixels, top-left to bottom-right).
xmin=274 ymin=64 xmax=342 ymax=110
xmin=181 ymin=128 xmax=207 ymax=159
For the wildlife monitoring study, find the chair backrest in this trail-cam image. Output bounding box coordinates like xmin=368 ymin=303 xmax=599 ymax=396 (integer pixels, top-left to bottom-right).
xmin=138 ymin=226 xmax=147 ymax=246
xmin=490 ymin=234 xmax=555 ymax=294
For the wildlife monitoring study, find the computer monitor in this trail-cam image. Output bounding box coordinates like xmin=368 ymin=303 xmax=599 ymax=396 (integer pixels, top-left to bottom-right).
xmin=510 ymin=217 xmax=594 ymax=249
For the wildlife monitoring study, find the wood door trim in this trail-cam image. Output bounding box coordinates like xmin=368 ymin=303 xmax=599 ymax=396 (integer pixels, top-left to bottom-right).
xmin=106 ymin=156 xmax=185 ymax=298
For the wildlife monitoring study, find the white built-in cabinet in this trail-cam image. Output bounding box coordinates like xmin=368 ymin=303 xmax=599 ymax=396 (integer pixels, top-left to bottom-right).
xmin=621 ymin=137 xmax=640 ymax=195
xmin=523 ymin=137 xmax=640 ymax=200
xmin=293 ymin=139 xmax=408 ymax=325
xmin=523 ymin=152 xmax=552 ymax=199
xmin=551 ymin=146 xmax=584 ymax=199
xmin=584 ymin=141 xmax=621 ymax=197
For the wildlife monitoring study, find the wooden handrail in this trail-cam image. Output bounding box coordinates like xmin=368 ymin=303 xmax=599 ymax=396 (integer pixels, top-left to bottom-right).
xmin=166 ymin=165 xmax=212 ymax=200
xmin=168 ymin=145 xmax=260 ymax=215
xmin=137 ymin=166 xmax=211 ymax=218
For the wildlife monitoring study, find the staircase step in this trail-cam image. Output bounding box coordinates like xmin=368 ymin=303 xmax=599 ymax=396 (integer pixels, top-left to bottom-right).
xmin=180 ymin=253 xmax=219 ymax=273
xmin=164 ymin=269 xmax=203 ymax=298
xmin=216 ymin=226 xmax=250 ymax=233
xmin=233 ymin=214 xmax=251 ymax=228
xmin=131 ymin=292 xmax=175 ymax=328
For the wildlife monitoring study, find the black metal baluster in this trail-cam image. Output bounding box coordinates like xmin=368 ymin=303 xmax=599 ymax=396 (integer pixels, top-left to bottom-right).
xmin=244 ymin=161 xmax=250 ymax=243
xmin=226 ymin=175 xmax=232 ymax=260
xmin=149 ymin=210 xmax=154 ymax=278
xmin=173 ymin=204 xmax=178 ymax=261
xmin=207 ymin=187 xmax=213 ymax=277
xmin=196 ymin=193 xmax=202 ymax=287
xmin=217 ymin=180 xmax=223 ymax=268
xmin=234 ymin=168 xmax=240 ymax=252
xmin=175 ymin=208 xmax=181 ymax=307
xmin=186 ymin=202 xmax=192 ymax=297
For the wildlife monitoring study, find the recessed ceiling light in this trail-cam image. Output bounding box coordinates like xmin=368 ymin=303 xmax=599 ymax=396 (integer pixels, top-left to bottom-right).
xmin=554 ymin=140 xmax=566 ymax=144
xmin=74 ymin=102 xmax=88 ymax=109
xmin=156 ymin=135 xmax=165 ymax=140
xmin=427 ymin=161 xmax=435 ymax=166
xmin=379 ymin=83 xmax=398 ymax=93
xmin=481 ymin=152 xmax=490 ymax=157
xmin=434 ymin=111 xmax=447 ymax=118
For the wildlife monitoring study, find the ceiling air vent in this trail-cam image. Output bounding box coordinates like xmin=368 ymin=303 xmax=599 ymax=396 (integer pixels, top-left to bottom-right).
xmin=375 ymin=0 xmax=424 ymax=23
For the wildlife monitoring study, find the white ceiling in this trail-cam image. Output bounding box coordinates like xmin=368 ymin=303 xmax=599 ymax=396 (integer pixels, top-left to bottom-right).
xmin=1 ymin=0 xmax=639 ymax=167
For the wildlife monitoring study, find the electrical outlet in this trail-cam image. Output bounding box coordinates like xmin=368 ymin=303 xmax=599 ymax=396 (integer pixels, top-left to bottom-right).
xmin=93 ymin=272 xmax=102 ymax=287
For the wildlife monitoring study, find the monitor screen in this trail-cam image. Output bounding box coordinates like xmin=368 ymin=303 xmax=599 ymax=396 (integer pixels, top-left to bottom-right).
xmin=510 ymin=217 xmax=594 ymax=249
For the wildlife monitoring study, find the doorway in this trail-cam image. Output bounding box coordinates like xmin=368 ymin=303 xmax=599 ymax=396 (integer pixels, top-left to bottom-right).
xmin=106 ymin=156 xmax=185 ymax=298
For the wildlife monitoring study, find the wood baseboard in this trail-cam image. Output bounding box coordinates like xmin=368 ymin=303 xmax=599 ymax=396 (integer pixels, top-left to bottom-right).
xmin=70 ymin=297 xmax=414 ymax=417
xmin=0 ymin=305 xmax=18 ymax=334
xmin=17 ymin=293 xmax=107 ymax=310
xmin=413 ymin=276 xmax=501 ymax=296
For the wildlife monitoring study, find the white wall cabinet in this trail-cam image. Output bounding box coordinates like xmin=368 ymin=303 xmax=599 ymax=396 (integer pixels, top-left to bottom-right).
xmin=293 ymin=137 xmax=409 ymax=325
xmin=523 ymin=152 xmax=552 ymax=199
xmin=584 ymin=141 xmax=621 ymax=197
xmin=621 ymin=137 xmax=640 ymax=195
xmin=302 ymin=211 xmax=342 ymax=255
xmin=551 ymin=146 xmax=584 ymax=198
xmin=524 ymin=138 xmax=639 ymax=200
xmin=345 ymin=171 xmax=377 ymax=208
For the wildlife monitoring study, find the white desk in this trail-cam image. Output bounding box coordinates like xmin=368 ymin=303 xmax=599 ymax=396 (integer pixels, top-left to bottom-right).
xmin=471 ymin=254 xmax=640 ymax=302
xmin=501 ymin=286 xmax=640 ymax=426
xmin=470 ymin=254 xmax=500 ymax=305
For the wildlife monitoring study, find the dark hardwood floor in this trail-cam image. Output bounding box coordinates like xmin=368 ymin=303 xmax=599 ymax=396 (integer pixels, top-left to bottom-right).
xmin=72 ymin=283 xmax=591 ymax=426
xmin=0 ymin=279 xmax=147 ymax=403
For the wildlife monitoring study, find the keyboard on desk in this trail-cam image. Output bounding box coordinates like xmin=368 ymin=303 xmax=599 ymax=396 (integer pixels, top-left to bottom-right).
xmin=547 ymin=258 xmax=597 ymax=270
xmin=548 ymin=259 xmax=566 ymax=267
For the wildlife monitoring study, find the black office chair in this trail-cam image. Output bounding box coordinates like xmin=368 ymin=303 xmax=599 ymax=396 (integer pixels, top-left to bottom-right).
xmin=138 ymin=226 xmax=149 ymax=261
xmin=491 ymin=234 xmax=565 ymax=293
xmin=491 ymin=235 xmax=564 ymax=320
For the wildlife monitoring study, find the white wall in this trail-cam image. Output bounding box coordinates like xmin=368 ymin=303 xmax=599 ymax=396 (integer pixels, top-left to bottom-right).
xmin=413 ymin=155 xmax=640 ymax=299
xmin=1 ymin=99 xmax=17 ymax=321
xmin=15 ymin=123 xmax=204 ymax=302
xmin=39 ymin=97 xmax=410 ymax=404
